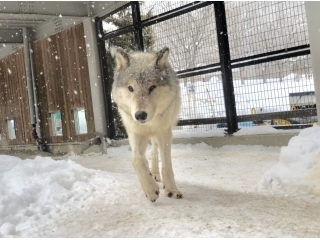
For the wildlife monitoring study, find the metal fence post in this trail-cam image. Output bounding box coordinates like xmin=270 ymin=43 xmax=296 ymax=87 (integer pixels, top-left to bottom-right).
xmin=95 ymin=18 xmax=116 ymax=139
xmin=131 ymin=1 xmax=144 ymax=51
xmin=214 ymin=2 xmax=238 ymax=135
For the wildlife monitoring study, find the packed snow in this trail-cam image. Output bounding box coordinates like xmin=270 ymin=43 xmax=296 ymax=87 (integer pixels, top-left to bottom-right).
xmin=0 ymin=127 xmax=320 ymax=237
xmin=258 ymin=124 xmax=320 ymax=196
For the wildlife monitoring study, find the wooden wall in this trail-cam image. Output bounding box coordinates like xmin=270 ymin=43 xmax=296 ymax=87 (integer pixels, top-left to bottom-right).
xmin=33 ymin=23 xmax=95 ymax=144
xmin=0 ymin=48 xmax=34 ymax=145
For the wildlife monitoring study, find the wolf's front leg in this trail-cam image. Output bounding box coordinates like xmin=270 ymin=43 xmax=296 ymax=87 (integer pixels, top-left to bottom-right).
xmin=129 ymin=133 xmax=159 ymax=202
xmin=156 ymin=127 xmax=182 ymax=199
xmin=150 ymin=138 xmax=161 ymax=182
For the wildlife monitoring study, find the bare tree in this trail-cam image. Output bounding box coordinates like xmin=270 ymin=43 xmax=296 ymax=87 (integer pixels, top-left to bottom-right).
xmin=226 ymin=1 xmax=310 ymax=82
xmin=143 ymin=2 xmax=219 ymax=72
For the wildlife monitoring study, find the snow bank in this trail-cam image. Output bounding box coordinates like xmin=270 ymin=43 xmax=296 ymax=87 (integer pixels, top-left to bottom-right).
xmin=258 ymin=124 xmax=320 ymax=196
xmin=0 ymin=155 xmax=115 ymax=236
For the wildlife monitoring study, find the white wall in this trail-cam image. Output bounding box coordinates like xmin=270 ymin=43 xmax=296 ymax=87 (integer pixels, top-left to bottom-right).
xmin=305 ymin=2 xmax=320 ymax=120
xmin=82 ymin=18 xmax=108 ymax=143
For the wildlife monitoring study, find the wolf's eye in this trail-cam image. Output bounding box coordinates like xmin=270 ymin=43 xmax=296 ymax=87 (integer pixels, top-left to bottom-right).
xmin=148 ymin=85 xmax=156 ymax=94
xmin=128 ymin=86 xmax=134 ymax=92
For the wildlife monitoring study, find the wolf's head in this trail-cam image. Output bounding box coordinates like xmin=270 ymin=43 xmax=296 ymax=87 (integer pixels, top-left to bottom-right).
xmin=111 ymin=47 xmax=179 ymax=125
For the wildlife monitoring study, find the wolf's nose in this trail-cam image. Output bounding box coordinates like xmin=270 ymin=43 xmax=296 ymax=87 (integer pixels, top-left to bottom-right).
xmin=135 ymin=111 xmax=148 ymax=121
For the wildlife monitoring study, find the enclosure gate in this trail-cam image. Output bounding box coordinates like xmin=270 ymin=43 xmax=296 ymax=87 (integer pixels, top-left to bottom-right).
xmin=95 ymin=1 xmax=316 ymax=139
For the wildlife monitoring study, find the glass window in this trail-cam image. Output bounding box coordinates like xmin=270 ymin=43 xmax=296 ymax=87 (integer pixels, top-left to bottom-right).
xmin=7 ymin=120 xmax=16 ymax=140
xmin=52 ymin=111 xmax=63 ymax=136
xmin=74 ymin=109 xmax=88 ymax=134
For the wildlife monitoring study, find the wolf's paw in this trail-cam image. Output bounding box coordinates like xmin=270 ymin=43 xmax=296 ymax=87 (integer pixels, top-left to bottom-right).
xmin=163 ymin=187 xmax=183 ymax=199
xmin=142 ymin=177 xmax=160 ymax=202
xmin=152 ymin=173 xmax=161 ymax=182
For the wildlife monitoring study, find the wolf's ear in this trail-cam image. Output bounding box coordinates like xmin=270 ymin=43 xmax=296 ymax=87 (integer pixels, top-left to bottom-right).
xmin=110 ymin=47 xmax=130 ymax=71
xmin=155 ymin=47 xmax=169 ymax=69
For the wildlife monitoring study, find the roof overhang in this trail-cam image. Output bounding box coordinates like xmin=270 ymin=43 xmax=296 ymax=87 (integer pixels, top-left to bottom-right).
xmin=0 ymin=1 xmax=128 ymax=58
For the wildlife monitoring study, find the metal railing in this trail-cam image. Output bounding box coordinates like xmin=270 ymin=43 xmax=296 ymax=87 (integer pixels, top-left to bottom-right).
xmin=95 ymin=1 xmax=317 ymax=139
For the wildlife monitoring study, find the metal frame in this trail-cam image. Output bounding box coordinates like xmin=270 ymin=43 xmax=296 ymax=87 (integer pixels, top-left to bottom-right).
xmin=177 ymin=63 xmax=221 ymax=79
xmin=178 ymin=108 xmax=317 ymax=126
xmin=214 ymin=2 xmax=238 ymax=134
xmin=95 ymin=1 xmax=317 ymax=139
xmin=96 ymin=19 xmax=116 ymax=139
xmin=230 ymin=45 xmax=310 ymax=64
xmin=231 ymin=49 xmax=311 ymax=69
xmin=131 ymin=1 xmax=144 ymax=51
xmin=102 ymin=1 xmax=214 ymax=39
xmin=98 ymin=2 xmax=132 ymax=21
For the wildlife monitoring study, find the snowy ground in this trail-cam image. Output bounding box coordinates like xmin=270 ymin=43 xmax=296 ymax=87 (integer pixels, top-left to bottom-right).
xmin=1 ymin=126 xmax=320 ymax=237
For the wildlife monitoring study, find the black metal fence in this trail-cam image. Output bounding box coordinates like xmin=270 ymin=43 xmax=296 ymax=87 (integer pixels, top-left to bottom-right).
xmin=95 ymin=1 xmax=317 ymax=139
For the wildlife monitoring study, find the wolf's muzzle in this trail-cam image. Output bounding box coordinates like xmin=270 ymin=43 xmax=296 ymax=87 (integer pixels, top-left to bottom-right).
xmin=135 ymin=111 xmax=148 ymax=123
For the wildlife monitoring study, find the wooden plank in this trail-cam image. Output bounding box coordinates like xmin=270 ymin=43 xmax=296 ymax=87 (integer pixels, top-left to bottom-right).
xmin=31 ymin=23 xmax=96 ymax=144
xmin=0 ymin=48 xmax=32 ymax=145
xmin=76 ymin=24 xmax=95 ymax=140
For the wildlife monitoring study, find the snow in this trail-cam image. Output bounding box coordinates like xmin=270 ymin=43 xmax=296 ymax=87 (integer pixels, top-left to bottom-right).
xmin=258 ymin=124 xmax=320 ymax=197
xmin=0 ymin=155 xmax=107 ymax=237
xmin=1 ymin=136 xmax=320 ymax=237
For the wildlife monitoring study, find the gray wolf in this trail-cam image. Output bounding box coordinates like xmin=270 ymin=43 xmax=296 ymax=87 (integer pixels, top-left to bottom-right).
xmin=111 ymin=46 xmax=182 ymax=202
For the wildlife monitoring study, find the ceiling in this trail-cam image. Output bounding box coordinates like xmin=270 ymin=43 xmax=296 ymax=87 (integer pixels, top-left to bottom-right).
xmin=0 ymin=1 xmax=127 ymax=43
